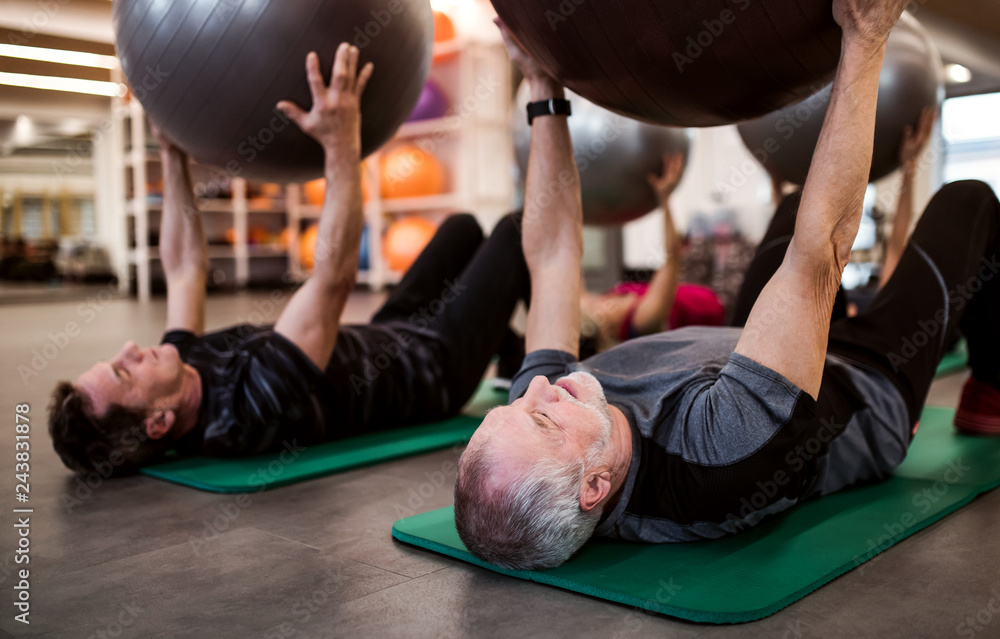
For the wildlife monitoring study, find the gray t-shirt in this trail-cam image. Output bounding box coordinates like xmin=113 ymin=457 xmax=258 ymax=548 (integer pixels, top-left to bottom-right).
xmin=509 ymin=326 xmax=909 ymax=543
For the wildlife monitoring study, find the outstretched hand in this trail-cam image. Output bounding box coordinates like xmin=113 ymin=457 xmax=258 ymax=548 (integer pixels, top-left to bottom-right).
xmin=277 ymin=43 xmax=374 ymax=156
xmin=832 ymin=0 xmax=910 ymax=50
xmin=495 ymin=17 xmax=552 ymax=84
xmin=899 ymin=106 xmax=937 ymax=169
xmin=150 ymin=123 xmax=185 ymax=160
xmin=647 ymin=152 xmax=685 ymax=204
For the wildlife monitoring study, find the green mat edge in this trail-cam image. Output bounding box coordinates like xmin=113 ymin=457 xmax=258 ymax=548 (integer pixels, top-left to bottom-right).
xmin=140 ymin=418 xmax=482 ymax=494
xmin=140 ymin=431 xmax=472 ymax=493
xmin=391 ymin=438 xmax=1000 ymax=625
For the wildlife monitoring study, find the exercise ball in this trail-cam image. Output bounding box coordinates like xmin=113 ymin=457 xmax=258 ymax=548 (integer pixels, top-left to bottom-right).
xmin=384 ymin=217 xmax=437 ymax=272
xmin=300 ymin=224 xmax=319 ymax=270
xmin=434 ymin=10 xmax=456 ymax=43
xmin=407 ymin=80 xmax=450 ymax=122
xmin=492 ymin=0 xmax=842 ymax=127
xmin=379 ymin=143 xmax=448 ymax=199
xmin=113 ymin=0 xmax=433 ymax=183
xmin=303 ymin=179 xmax=326 ymax=206
xmin=513 ymin=82 xmax=691 ymax=225
xmin=737 ymin=13 xmax=944 ymax=185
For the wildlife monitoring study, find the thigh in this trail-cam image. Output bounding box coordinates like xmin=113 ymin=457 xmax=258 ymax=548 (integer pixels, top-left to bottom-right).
xmin=829 ymin=180 xmax=1000 ymax=422
xmin=430 ymin=213 xmax=531 ymax=405
xmin=372 ymin=213 xmax=484 ymax=323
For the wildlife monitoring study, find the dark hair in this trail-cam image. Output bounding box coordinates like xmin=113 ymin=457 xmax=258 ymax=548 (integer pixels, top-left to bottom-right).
xmin=48 ymin=382 xmax=173 ymax=476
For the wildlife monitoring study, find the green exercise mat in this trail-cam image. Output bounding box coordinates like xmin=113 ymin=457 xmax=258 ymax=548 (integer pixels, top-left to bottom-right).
xmin=936 ymin=339 xmax=969 ymax=377
xmin=141 ymin=382 xmax=507 ymax=493
xmin=392 ymin=406 xmax=1000 ymax=624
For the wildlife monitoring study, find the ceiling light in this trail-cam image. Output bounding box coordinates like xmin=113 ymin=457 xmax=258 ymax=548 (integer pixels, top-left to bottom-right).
xmin=946 ymin=63 xmax=972 ymax=84
xmin=0 ymin=43 xmax=119 ymax=69
xmin=0 ymin=71 xmax=126 ymax=97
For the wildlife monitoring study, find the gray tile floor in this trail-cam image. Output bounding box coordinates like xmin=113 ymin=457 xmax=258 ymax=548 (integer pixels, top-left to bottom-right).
xmin=0 ymin=292 xmax=997 ymax=638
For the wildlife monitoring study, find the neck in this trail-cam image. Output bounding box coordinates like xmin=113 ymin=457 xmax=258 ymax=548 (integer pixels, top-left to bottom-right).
xmin=600 ymin=404 xmax=633 ymax=512
xmin=173 ymin=364 xmax=203 ymax=437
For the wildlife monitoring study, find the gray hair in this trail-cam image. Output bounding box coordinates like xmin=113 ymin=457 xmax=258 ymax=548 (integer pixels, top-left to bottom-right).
xmin=454 ymin=443 xmax=601 ymax=570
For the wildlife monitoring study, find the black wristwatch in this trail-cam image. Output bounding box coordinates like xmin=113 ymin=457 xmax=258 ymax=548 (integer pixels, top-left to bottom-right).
xmin=527 ymin=98 xmax=572 ymax=125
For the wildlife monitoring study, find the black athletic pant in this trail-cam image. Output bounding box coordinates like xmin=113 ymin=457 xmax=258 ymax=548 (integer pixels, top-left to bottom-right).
xmin=372 ymin=213 xmax=530 ymax=408
xmin=731 ymin=181 xmax=1000 ymax=425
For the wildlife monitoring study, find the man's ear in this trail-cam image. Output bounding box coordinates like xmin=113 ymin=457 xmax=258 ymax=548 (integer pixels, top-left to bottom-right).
xmin=580 ymin=470 xmax=611 ymax=512
xmin=144 ymin=409 xmax=176 ymax=440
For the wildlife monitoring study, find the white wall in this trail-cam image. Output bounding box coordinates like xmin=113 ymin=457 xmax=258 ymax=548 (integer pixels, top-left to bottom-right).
xmin=623 ymin=125 xmax=773 ymax=268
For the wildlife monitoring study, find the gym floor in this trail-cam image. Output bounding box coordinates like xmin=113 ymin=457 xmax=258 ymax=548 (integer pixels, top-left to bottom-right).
xmin=1 ymin=291 xmax=997 ymax=638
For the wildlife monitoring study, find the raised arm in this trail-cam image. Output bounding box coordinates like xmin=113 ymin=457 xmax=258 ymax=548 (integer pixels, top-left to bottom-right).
xmin=735 ymin=0 xmax=909 ymax=398
xmin=499 ymin=20 xmax=583 ymax=356
xmin=880 ymin=106 xmax=936 ymax=287
xmin=156 ymin=130 xmax=208 ymax=335
xmin=631 ymin=153 xmax=684 ymax=336
xmin=272 ymin=44 xmax=373 ymax=369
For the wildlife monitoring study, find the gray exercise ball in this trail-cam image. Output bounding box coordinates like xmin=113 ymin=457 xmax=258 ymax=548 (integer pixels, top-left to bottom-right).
xmin=737 ymin=13 xmax=944 ymax=186
xmin=113 ymin=0 xmax=433 ymax=183
xmin=513 ymin=82 xmax=691 ymax=226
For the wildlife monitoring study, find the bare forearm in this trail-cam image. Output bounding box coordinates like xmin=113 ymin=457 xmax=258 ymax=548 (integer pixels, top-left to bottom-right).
xmin=522 ymin=77 xmax=583 ymax=354
xmin=880 ymin=165 xmax=915 ymax=287
xmin=159 ymin=149 xmax=208 ymax=279
xmin=633 ymin=204 xmax=682 ymax=335
xmin=312 ymin=152 xmax=365 ymax=292
xmin=791 ymin=40 xmax=886 ymax=272
xmin=523 ymin=79 xmax=582 ymax=270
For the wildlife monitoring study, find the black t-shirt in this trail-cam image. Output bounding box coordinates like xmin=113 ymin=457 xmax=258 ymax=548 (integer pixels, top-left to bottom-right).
xmin=164 ymin=321 xmax=450 ymax=457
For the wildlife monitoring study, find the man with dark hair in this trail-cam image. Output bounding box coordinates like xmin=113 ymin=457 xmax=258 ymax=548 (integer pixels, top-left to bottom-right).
xmin=49 ymin=44 xmax=530 ymax=477
xmin=455 ymin=7 xmax=1000 ymax=571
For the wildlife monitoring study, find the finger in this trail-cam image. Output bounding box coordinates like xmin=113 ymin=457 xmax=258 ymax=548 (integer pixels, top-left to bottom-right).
xmin=355 ymin=61 xmax=375 ymax=96
xmin=276 ymin=100 xmax=308 ymax=128
xmin=346 ymin=45 xmax=360 ymax=91
xmin=332 ymin=42 xmax=350 ymax=91
xmin=304 ymin=52 xmax=325 ymax=104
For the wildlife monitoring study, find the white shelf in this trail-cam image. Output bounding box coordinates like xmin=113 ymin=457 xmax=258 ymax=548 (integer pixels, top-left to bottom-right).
xmin=381 ymin=193 xmax=461 ymax=212
xmin=127 ymin=246 xmax=236 ymax=262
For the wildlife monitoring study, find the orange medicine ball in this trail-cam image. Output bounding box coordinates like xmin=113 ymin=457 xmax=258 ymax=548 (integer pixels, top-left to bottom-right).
xmin=299 ymin=224 xmax=319 ymax=270
xmin=383 ymin=217 xmax=437 ymax=272
xmin=378 ymin=143 xmax=447 ymax=199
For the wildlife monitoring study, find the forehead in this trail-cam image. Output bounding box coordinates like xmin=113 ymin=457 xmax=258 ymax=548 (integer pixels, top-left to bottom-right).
xmin=76 ymin=362 xmax=123 ymax=413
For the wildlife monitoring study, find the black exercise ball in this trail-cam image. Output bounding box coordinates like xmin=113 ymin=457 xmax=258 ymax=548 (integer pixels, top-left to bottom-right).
xmin=113 ymin=0 xmax=433 ymax=182
xmin=492 ymin=0 xmax=843 ymax=127
xmin=737 ymin=13 xmax=944 ymax=185
xmin=513 ymin=82 xmax=691 ymax=226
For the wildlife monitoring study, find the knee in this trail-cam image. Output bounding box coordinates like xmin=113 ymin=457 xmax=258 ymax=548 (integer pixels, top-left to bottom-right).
xmin=492 ymin=211 xmax=525 ymax=241
xmin=936 ymin=180 xmax=999 ymax=211
xmin=444 ymin=213 xmax=484 ymax=244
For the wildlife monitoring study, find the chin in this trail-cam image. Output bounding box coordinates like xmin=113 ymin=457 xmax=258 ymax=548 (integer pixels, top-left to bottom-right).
xmin=565 ymin=371 xmax=605 ymax=405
